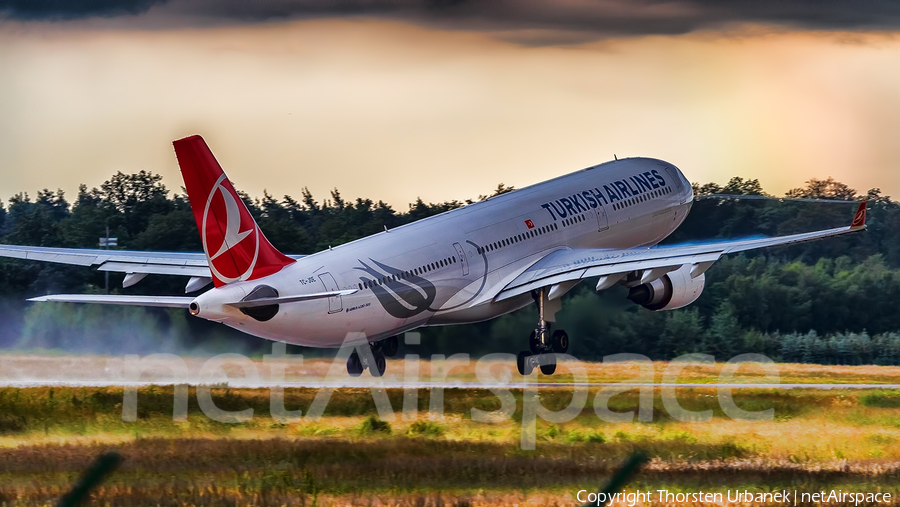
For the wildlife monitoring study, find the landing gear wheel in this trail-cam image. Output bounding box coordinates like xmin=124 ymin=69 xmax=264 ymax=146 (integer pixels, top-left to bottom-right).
xmin=347 ymin=351 xmax=363 ymax=377
xmin=371 ymin=350 xmax=386 ymax=377
xmin=540 ymin=354 xmax=557 ymax=375
xmin=517 ymin=351 xmax=533 ymax=376
xmin=529 ymin=331 xmax=542 ymax=355
xmin=551 ymin=330 xmax=569 ymax=354
xmin=382 ymin=335 xmax=399 ymax=357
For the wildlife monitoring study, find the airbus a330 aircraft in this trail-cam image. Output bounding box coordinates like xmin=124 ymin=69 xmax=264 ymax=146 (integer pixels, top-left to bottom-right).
xmin=0 ymin=136 xmax=868 ymax=376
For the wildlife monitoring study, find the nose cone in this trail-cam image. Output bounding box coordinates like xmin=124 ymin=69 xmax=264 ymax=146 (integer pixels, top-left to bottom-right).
xmin=665 ymin=163 xmax=693 ymax=204
xmin=682 ymin=172 xmax=694 ymax=203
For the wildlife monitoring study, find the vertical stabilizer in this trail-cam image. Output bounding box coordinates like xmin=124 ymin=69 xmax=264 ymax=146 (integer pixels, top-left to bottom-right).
xmin=173 ymin=135 xmax=295 ymax=287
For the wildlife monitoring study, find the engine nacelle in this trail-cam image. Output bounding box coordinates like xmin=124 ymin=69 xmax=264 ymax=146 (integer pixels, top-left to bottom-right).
xmin=627 ymin=265 xmax=705 ymax=311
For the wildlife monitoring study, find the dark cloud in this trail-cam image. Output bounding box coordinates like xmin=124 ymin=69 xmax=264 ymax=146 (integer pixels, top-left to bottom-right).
xmin=0 ymin=0 xmax=165 ymax=19
xmin=4 ymin=0 xmax=900 ymax=40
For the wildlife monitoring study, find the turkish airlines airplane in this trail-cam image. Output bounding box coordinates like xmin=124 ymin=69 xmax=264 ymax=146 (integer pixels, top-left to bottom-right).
xmin=0 ymin=136 xmax=867 ymax=376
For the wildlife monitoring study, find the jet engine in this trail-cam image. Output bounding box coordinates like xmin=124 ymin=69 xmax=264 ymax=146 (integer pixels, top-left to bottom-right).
xmin=626 ymin=265 xmax=705 ymax=311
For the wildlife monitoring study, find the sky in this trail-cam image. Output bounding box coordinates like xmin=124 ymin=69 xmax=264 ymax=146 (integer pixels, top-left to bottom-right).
xmin=2 ymin=1 xmax=900 ymax=208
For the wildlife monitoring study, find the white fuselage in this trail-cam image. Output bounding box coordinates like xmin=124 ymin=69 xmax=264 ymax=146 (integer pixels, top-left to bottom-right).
xmin=192 ymin=157 xmax=694 ymax=347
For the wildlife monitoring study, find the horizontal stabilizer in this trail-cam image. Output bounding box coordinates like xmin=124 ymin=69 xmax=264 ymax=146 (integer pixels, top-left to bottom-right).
xmin=226 ymin=289 xmax=358 ymax=309
xmin=28 ymin=294 xmax=194 ymax=308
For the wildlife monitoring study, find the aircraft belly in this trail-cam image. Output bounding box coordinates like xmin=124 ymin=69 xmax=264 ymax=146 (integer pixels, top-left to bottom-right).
xmin=427 ymin=293 xmax=532 ymax=325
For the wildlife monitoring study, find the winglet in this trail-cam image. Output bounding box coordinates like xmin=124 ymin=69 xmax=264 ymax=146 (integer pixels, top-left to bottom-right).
xmin=850 ymin=201 xmax=867 ymax=229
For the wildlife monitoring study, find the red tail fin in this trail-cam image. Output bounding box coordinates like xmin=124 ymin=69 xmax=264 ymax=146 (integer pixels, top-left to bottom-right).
xmin=173 ymin=135 xmax=295 ymax=287
xmin=851 ymin=201 xmax=867 ymax=229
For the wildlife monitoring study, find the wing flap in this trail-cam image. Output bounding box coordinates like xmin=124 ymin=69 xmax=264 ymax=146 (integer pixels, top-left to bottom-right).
xmin=97 ymin=262 xmax=211 ymax=277
xmin=0 ymin=245 xmax=103 ymax=266
xmin=0 ymin=245 xmax=212 ymax=278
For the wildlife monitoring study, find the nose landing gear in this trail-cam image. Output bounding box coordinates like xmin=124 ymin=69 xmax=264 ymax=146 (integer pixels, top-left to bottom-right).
xmin=517 ymin=288 xmax=569 ymax=376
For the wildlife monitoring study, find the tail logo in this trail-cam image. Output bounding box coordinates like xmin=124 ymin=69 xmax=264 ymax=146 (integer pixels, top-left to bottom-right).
xmin=851 ymin=202 xmax=867 ymax=228
xmin=202 ymin=174 xmax=260 ymax=284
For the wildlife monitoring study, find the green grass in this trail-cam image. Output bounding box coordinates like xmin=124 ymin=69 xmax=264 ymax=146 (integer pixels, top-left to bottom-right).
xmin=0 ymin=385 xmax=899 ymax=505
xmin=357 ymin=415 xmax=392 ymax=435
xmin=861 ymin=390 xmax=900 ymax=408
xmin=407 ymin=420 xmax=444 ymax=437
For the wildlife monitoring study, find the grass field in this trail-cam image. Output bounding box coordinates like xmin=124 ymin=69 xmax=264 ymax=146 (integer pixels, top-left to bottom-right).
xmin=2 ymin=369 xmax=900 ymax=506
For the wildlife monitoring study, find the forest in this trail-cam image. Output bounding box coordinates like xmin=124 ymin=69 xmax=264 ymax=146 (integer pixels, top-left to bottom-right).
xmin=1 ymin=170 xmax=899 ymax=364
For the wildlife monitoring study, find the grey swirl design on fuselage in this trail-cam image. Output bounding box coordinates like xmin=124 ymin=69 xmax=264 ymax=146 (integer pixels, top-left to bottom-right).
xmin=355 ymin=259 xmax=437 ymax=319
xmin=425 ymin=240 xmax=490 ymax=312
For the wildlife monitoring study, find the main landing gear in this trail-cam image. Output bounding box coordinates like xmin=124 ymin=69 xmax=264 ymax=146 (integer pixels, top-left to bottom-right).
xmin=346 ymin=335 xmax=399 ymax=377
xmin=517 ymin=288 xmax=569 ymax=376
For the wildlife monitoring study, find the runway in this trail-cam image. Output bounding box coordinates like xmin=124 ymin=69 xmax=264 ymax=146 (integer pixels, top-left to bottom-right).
xmin=2 ymin=380 xmax=900 ymax=389
xmin=4 ymin=354 xmax=900 ymax=390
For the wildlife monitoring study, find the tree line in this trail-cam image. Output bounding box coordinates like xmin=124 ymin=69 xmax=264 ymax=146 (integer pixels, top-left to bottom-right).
xmin=1 ymin=171 xmax=898 ymax=363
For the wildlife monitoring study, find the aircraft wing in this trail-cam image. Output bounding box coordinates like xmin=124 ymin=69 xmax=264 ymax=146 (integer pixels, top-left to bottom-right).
xmin=0 ymin=245 xmax=306 ymax=292
xmin=495 ymin=201 xmax=868 ymax=302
